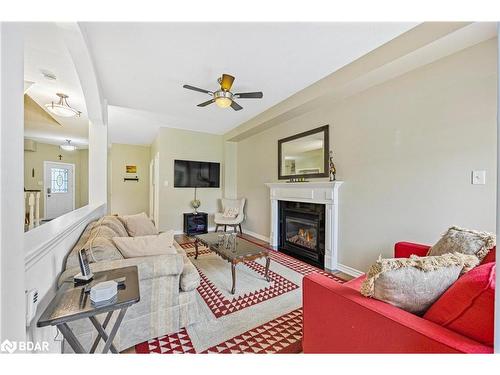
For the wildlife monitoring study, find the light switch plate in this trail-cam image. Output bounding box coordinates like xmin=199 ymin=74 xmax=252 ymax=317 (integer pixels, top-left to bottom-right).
xmin=472 ymin=170 xmax=486 ymax=185
xmin=163 ymin=180 xmax=169 ymax=187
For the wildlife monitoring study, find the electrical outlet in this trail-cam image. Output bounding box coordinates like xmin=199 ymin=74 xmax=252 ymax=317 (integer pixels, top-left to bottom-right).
xmin=471 ymin=170 xmax=486 ymax=185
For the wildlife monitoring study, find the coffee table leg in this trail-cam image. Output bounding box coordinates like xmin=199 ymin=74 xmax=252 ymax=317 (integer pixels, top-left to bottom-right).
xmin=265 ymin=257 xmax=271 ymax=282
xmin=194 ymin=240 xmax=199 ymax=259
xmin=231 ymin=262 xmax=236 ymax=294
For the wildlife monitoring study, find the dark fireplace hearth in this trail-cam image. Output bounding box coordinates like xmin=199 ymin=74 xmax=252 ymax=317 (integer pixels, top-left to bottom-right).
xmin=278 ymin=201 xmax=325 ymax=268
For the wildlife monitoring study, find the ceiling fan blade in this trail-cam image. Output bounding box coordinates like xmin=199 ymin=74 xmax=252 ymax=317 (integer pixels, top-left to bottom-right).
xmin=183 ymin=84 xmax=212 ymax=94
xmin=230 ymin=101 xmax=243 ymax=111
xmin=220 ymin=74 xmax=235 ymax=91
xmin=234 ymin=91 xmax=263 ymax=99
xmin=197 ymin=98 xmax=215 ymax=107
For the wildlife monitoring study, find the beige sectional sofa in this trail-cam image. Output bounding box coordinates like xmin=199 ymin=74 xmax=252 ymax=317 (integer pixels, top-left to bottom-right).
xmin=58 ymin=215 xmax=200 ymax=352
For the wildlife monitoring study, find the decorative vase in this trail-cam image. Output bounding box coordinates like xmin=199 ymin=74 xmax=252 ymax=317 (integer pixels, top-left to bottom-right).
xmin=191 ymin=199 xmax=201 ymax=214
xmin=191 ymin=187 xmax=201 ymax=214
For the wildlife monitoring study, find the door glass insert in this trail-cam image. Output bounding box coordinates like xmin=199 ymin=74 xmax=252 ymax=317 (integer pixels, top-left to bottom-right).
xmin=50 ymin=167 xmax=68 ymax=193
xmin=285 ymin=216 xmax=318 ymax=250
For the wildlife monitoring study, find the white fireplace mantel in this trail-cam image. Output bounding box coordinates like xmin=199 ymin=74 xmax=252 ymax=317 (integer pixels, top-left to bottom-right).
xmin=265 ymin=181 xmax=343 ymax=270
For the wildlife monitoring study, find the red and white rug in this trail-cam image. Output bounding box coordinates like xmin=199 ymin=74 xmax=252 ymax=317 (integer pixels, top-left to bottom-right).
xmin=136 ymin=238 xmax=345 ymax=354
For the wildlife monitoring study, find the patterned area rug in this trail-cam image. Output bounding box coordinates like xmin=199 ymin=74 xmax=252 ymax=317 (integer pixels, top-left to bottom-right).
xmin=135 ymin=239 xmax=345 ymax=354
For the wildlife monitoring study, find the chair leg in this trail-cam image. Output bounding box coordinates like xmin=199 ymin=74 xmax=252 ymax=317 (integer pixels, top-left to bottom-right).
xmin=215 ymin=224 xmax=219 ymax=232
xmin=239 ymin=224 xmax=243 ymax=234
xmin=224 ymin=225 xmax=227 ymax=232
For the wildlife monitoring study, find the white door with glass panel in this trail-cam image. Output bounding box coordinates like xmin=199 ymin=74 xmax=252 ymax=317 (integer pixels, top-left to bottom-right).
xmin=44 ymin=161 xmax=75 ymax=219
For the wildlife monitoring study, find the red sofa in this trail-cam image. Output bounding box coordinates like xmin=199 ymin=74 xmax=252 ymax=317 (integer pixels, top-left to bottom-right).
xmin=302 ymin=242 xmax=495 ymax=353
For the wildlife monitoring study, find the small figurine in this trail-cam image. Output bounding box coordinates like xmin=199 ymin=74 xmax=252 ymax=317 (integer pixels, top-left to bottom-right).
xmin=329 ymin=150 xmax=337 ymax=181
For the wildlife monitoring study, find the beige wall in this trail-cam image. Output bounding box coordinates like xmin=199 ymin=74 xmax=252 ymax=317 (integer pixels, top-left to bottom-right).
xmin=24 ymin=141 xmax=88 ymax=217
xmin=109 ymin=143 xmax=151 ymax=215
xmin=236 ymin=39 xmax=497 ymax=272
xmin=152 ymin=127 xmax=224 ymax=231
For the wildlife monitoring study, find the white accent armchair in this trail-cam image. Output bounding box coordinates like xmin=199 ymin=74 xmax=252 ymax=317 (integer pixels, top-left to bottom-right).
xmin=214 ymin=198 xmax=246 ymax=234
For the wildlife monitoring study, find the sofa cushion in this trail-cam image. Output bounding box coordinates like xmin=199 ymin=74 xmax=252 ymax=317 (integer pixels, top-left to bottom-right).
xmin=113 ymin=231 xmax=176 ymax=258
xmin=65 ymin=216 xmax=126 ymax=269
xmin=427 ymin=226 xmax=495 ymax=263
xmin=360 ymin=253 xmax=479 ymax=315
xmin=118 ymin=212 xmax=158 ymax=237
xmin=179 ymin=254 xmax=201 ymax=292
xmin=424 ymin=262 xmax=495 ymax=346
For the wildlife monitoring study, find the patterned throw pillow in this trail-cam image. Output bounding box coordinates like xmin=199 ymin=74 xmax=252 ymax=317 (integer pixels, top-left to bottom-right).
xmin=427 ymin=226 xmax=495 ymax=262
xmin=360 ymin=253 xmax=479 ymax=315
xmin=223 ymin=207 xmax=239 ymax=218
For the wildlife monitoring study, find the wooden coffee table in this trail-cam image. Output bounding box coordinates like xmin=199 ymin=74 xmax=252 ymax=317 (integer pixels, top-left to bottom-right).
xmin=194 ymin=233 xmax=271 ymax=294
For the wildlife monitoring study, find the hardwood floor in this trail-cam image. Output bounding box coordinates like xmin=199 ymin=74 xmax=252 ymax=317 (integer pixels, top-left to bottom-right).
xmin=121 ymin=231 xmax=353 ymax=353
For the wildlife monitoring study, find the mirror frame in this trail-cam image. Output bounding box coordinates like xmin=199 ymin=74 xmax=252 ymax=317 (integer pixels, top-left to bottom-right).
xmin=278 ymin=124 xmax=329 ymax=180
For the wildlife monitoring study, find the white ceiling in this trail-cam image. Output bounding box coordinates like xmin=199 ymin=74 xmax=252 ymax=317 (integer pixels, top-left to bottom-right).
xmin=24 ymin=23 xmax=89 ymax=148
xmin=82 ymin=22 xmax=418 ymax=144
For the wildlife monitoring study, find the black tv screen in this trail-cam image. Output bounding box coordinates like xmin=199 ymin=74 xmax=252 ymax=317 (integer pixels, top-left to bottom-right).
xmin=174 ymin=160 xmax=220 ymax=188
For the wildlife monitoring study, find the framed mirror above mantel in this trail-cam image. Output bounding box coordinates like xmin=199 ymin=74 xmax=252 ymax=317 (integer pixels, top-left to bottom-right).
xmin=278 ymin=125 xmax=329 ymax=180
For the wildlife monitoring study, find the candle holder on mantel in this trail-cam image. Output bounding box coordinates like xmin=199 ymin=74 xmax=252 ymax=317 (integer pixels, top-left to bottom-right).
xmin=287 ymin=177 xmax=309 ymax=183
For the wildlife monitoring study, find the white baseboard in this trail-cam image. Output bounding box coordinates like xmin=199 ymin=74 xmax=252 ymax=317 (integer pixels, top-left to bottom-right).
xmin=242 ymin=229 xmax=270 ymax=243
xmin=336 ymin=263 xmax=364 ymax=278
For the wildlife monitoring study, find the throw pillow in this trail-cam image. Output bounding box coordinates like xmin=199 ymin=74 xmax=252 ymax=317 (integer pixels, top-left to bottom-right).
xmin=427 ymin=226 xmax=495 ymax=263
xmin=360 ymin=253 xmax=479 ymax=315
xmin=223 ymin=207 xmax=239 ymax=218
xmin=118 ymin=212 xmax=158 ymax=237
xmin=113 ymin=230 xmax=176 ymax=258
xmin=424 ymin=262 xmax=495 ymax=346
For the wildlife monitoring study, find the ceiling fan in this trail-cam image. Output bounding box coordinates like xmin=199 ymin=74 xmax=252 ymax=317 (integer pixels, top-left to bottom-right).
xmin=182 ymin=74 xmax=263 ymax=111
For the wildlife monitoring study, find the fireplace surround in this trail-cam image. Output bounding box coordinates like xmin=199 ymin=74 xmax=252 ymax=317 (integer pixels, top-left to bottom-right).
xmin=266 ymin=181 xmax=343 ymax=270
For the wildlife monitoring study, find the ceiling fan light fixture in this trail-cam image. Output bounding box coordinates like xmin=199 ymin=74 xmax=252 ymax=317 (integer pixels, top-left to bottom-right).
xmin=215 ymin=97 xmax=232 ymax=108
xmin=60 ymin=139 xmax=76 ymax=151
xmin=214 ymin=90 xmax=233 ymax=108
xmin=183 ymin=74 xmax=263 ymax=111
xmin=45 ymin=93 xmax=81 ymax=118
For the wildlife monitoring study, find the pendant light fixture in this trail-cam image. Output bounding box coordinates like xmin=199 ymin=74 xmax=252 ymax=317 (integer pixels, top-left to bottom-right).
xmin=60 ymin=140 xmax=76 ymax=151
xmin=45 ymin=93 xmax=81 ymax=118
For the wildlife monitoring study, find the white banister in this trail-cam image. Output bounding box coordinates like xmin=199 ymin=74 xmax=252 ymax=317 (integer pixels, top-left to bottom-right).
xmin=35 ymin=191 xmax=40 ymax=226
xmin=28 ymin=192 xmax=35 ymax=230
xmin=24 ymin=191 xmax=40 ymax=229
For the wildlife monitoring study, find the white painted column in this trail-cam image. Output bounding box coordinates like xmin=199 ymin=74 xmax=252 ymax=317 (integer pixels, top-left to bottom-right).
xmin=495 ymin=23 xmax=500 ymax=354
xmin=58 ymin=23 xmax=108 ymax=209
xmin=88 ymin=118 xmax=108 ymax=205
xmin=0 ymin=22 xmax=26 ymax=343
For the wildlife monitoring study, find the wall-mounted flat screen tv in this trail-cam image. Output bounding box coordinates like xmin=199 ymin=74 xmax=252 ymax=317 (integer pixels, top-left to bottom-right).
xmin=174 ymin=160 xmax=220 ymax=188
